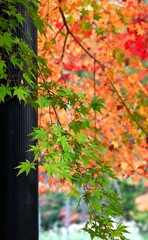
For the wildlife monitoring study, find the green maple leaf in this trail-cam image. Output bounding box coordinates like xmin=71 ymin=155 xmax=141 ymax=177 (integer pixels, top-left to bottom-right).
xmin=44 ymin=163 xmax=58 ymax=175
xmin=36 ymin=95 xmax=51 ymax=108
xmin=0 ymin=84 xmax=12 ymax=102
xmin=15 ymin=13 xmax=25 ymax=25
xmin=57 ymin=136 xmax=70 ymax=151
xmin=90 ymin=97 xmax=106 ymax=113
xmin=0 ymin=32 xmax=14 ymax=50
xmin=13 ymin=86 xmax=30 ymax=102
xmin=16 ymin=160 xmax=36 ymax=176
xmin=29 ymin=127 xmax=48 ymax=140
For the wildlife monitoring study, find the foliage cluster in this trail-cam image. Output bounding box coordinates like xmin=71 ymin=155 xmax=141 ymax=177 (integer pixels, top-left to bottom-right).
xmin=0 ymin=0 xmax=148 ymax=239
xmin=38 ymin=0 xmax=148 ymax=187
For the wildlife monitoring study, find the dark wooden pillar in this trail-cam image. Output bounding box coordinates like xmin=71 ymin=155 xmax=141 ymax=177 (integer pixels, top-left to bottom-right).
xmin=0 ymin=104 xmax=7 ymax=239
xmin=0 ymin=3 xmax=38 ymax=240
xmin=6 ymin=99 xmax=38 ymax=240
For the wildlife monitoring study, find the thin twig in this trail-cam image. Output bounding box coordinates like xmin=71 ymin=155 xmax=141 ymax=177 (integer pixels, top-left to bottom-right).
xmin=53 ymin=24 xmax=64 ymax=40
xmin=56 ymin=33 xmax=69 ymax=63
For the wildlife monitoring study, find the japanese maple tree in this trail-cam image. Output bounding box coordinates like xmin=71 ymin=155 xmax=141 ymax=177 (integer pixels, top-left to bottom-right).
xmin=1 ymin=0 xmax=148 ymax=239
xmin=38 ymin=0 xmax=148 ymax=188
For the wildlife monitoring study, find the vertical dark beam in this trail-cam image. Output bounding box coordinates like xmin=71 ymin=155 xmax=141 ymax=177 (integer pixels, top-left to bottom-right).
xmin=7 ymin=100 xmax=38 ymax=240
xmin=6 ymin=3 xmax=38 ymax=240
xmin=0 ymin=104 xmax=7 ymax=239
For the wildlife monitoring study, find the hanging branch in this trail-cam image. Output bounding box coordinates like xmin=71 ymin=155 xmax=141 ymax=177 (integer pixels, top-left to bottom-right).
xmin=109 ymin=80 xmax=148 ymax=134
xmin=58 ymin=7 xmax=148 ymax=135
xmin=59 ymin=7 xmax=105 ymax=71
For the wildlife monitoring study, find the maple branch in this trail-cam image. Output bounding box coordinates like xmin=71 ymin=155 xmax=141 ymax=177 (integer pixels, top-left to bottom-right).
xmin=59 ymin=7 xmax=105 ymax=71
xmin=59 ymin=7 xmax=147 ymax=134
xmin=70 ymin=32 xmax=105 ymax=71
xmin=109 ymin=81 xmax=148 ymax=134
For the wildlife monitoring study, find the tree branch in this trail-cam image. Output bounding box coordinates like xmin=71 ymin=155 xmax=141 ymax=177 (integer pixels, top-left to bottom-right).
xmin=109 ymin=81 xmax=148 ymax=134
xmin=59 ymin=7 xmax=105 ymax=71
xmin=59 ymin=7 xmax=148 ymax=134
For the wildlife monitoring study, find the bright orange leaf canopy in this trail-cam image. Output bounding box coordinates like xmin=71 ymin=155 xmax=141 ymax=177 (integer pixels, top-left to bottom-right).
xmin=38 ymin=0 xmax=148 ymax=192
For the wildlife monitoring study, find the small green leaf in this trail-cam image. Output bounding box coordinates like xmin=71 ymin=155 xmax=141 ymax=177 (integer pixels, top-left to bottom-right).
xmin=67 ymin=15 xmax=75 ymax=24
xmin=77 ymin=132 xmax=87 ymax=144
xmin=28 ymin=145 xmax=40 ymax=160
xmin=57 ymin=136 xmax=70 ymax=151
xmin=29 ymin=127 xmax=48 ymax=140
xmin=10 ymin=54 xmax=22 ymax=68
xmin=80 ymin=8 xmax=89 ymax=17
xmin=69 ymin=119 xmax=91 ymax=133
xmin=113 ymin=49 xmax=125 ymax=63
xmin=90 ymin=97 xmax=106 ymax=113
xmin=0 ymin=32 xmax=14 ymax=50
xmin=13 ymin=86 xmax=30 ymax=102
xmin=93 ymin=13 xmax=101 ymax=20
xmin=44 ymin=163 xmax=58 ymax=175
xmin=16 ymin=160 xmax=36 ymax=176
xmin=23 ymin=73 xmax=34 ymax=86
xmin=0 ymin=85 xmax=12 ymax=102
xmin=81 ymin=20 xmax=91 ymax=31
xmin=120 ymin=86 xmax=128 ymax=98
xmin=51 ymin=125 xmax=64 ymax=135
xmin=95 ymin=27 xmax=104 ymax=36
xmin=65 ymin=187 xmax=81 ymax=198
xmin=36 ymin=96 xmax=51 ymax=108
xmin=15 ymin=13 xmax=25 ymax=25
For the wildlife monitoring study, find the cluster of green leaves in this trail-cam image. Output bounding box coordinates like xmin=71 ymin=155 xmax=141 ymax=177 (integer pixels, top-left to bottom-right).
xmin=20 ymin=86 xmax=128 ymax=239
xmin=0 ymin=0 xmax=129 ymax=239
xmin=0 ymin=0 xmax=46 ymax=103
